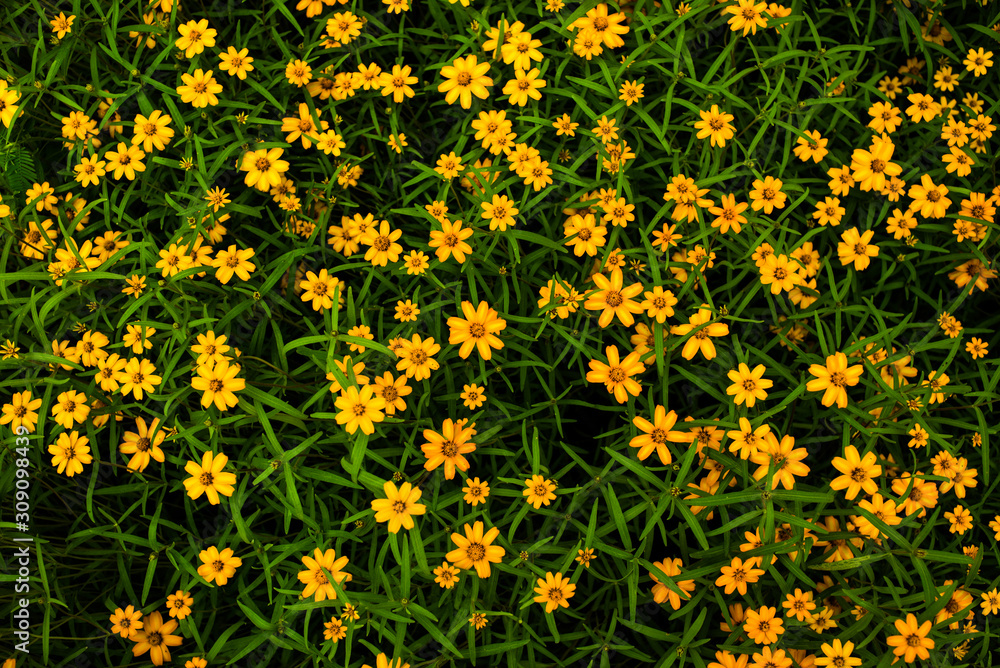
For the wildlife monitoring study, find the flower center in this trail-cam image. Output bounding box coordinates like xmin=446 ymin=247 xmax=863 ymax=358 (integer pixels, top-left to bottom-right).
xmin=466 ymin=543 xmax=486 ymax=561
xmin=442 ymin=440 xmax=458 ymax=458
xmin=200 ymin=472 xmax=215 ymax=486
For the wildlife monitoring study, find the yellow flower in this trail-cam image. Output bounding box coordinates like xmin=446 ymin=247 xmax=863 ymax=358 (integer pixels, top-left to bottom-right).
xmin=218 ymin=46 xmax=254 ymax=79
xmin=334 ymin=385 xmax=386 ymax=435
xmin=586 ymin=345 xmax=645 ymax=403
xmin=438 ymin=55 xmax=493 ymax=109
xmin=571 ymin=4 xmax=629 ymax=48
xmin=523 ymin=474 xmax=556 ymax=509
xmin=758 ymin=254 xmax=800 ymax=293
xmin=630 ymin=406 xmax=685 ymax=464
xmin=166 ymin=590 xmax=194 ymax=620
xmin=50 ymin=12 xmax=76 ymax=38
xmin=715 ymin=557 xmax=764 ymax=596
xmin=0 ymin=390 xmax=42 ymax=433
xmin=462 ymin=477 xmax=490 ymax=506
xmin=500 ymin=31 xmax=543 ymax=70
xmin=370 ymin=481 xmax=426 ymax=533
xmin=749 ymin=433 xmax=810 ymax=490
xmin=117 ymin=357 xmax=162 ymax=400
xmin=966 ymin=337 xmax=988 ymax=359
xmin=297 ymin=548 xmax=351 ymax=601
xmin=197 ymin=545 xmax=242 ymax=586
xmin=360 ymin=220 xmax=403 ymax=267
xmin=428 ymin=219 xmax=474 ymax=263
xmin=104 ymin=142 xmax=146 ymax=181
xmin=693 ymin=105 xmax=735 ymax=147
xmin=175 ymin=19 xmax=216 ymax=57
xmin=726 ymin=363 xmax=773 ymax=408
xmin=829 ymin=445 xmax=881 ymax=500
xmin=240 ymin=147 xmax=289 ymax=191
xmin=806 ymin=351 xmax=863 ymax=408
xmin=584 ymin=268 xmax=644 ymax=328
xmin=387 ymin=133 xmax=407 ymax=153
xmin=211 ymin=245 xmax=256 ymax=283
xmin=119 ymin=417 xmax=167 ymax=473
xmin=447 ymin=300 xmax=507 ymax=361
xmin=285 ymin=58 xmax=313 ymax=86
xmin=480 ymin=194 xmax=518 ymax=231
xmin=326 ymin=12 xmax=362 ymax=44
xmin=110 ymin=605 xmax=144 ymax=639
xmin=743 ymin=606 xmax=783 ymax=644
xmin=176 ymin=69 xmax=223 ymax=108
xmin=670 ymin=305 xmax=730 ymax=360
xmin=323 ymin=617 xmax=347 ymax=642
xmin=648 ymin=558 xmax=695 ymax=609
xmin=183 ymin=451 xmax=237 ymax=504
xmin=748 ymin=175 xmax=787 ymax=214
xmin=837 ymin=227 xmax=879 ymax=271
xmin=48 ymin=431 xmax=92 ymax=477
xmin=191 ymin=359 xmax=246 ymax=410
xmin=502 ymin=67 xmax=546 ymax=106
xmin=619 ymin=80 xmax=644 ymax=106
xmin=552 ymin=113 xmax=579 ymax=136
xmin=379 ymin=64 xmax=417 ymax=103
xmin=460 ymin=383 xmax=486 ymax=409
xmin=0 ymin=81 xmax=20 ymax=128
xmin=421 ymin=418 xmax=476 ymax=480
xmin=964 ymin=47 xmax=994 ymax=76
xmin=533 ymin=572 xmax=576 ymax=613
xmin=725 ymin=0 xmax=769 ymax=36
xmin=885 ymin=614 xmax=934 ymax=663
xmin=395 ymin=334 xmax=440 ymax=381
xmin=446 ymin=520 xmax=505 ymax=578
xmin=944 ymin=504 xmax=973 ymax=534
xmin=131 ymin=611 xmax=183 ymax=666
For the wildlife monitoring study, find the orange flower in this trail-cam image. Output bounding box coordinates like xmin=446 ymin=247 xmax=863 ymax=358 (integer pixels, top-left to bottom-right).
xmin=584 ymin=268 xmax=644 ymax=328
xmin=447 ymin=301 xmax=507 ymax=361
xmin=670 ymin=305 xmax=730 ymax=360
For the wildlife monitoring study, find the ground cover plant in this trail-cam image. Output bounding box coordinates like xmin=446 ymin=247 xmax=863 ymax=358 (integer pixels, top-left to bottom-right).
xmin=1 ymin=0 xmax=1000 ymax=666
